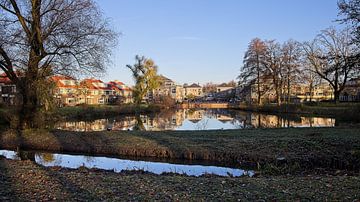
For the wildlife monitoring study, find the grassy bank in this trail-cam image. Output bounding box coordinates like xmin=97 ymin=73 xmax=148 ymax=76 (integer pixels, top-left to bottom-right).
xmin=0 ymin=157 xmax=359 ymax=201
xmin=232 ymin=103 xmax=360 ymax=122
xmin=1 ymin=127 xmax=360 ymax=174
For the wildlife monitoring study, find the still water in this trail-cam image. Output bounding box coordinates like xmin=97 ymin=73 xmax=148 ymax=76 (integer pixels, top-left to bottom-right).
xmin=55 ymin=109 xmax=336 ymax=132
xmin=0 ymin=150 xmax=254 ymax=177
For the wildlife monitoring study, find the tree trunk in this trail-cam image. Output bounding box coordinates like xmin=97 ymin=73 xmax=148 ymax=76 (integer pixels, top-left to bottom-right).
xmin=256 ymin=56 xmax=262 ymax=105
xmin=334 ymin=90 xmax=340 ymax=104
xmin=309 ymin=82 xmax=313 ymax=102
xmin=287 ymin=73 xmax=291 ymax=104
xmin=18 ymin=78 xmax=42 ymax=129
xmin=17 ymin=57 xmax=44 ymax=129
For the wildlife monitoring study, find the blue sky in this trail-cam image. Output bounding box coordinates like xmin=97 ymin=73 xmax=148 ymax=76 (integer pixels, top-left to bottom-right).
xmin=96 ymin=0 xmax=341 ymax=85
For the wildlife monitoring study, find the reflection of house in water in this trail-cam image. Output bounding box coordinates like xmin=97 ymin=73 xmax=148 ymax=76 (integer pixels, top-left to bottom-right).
xmin=215 ymin=114 xmax=234 ymax=123
xmin=56 ymin=117 xmax=137 ymax=132
xmin=56 ymin=119 xmax=108 ymax=132
xmin=55 ymin=109 xmax=336 ymax=132
xmin=248 ymin=114 xmax=335 ymax=128
xmin=185 ymin=110 xmax=204 ymax=123
xmin=141 ymin=110 xmax=186 ymax=131
xmin=112 ymin=117 xmax=136 ymax=131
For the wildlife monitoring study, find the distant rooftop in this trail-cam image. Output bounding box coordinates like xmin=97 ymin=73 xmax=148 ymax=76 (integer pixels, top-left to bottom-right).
xmin=186 ymin=83 xmax=201 ymax=88
xmin=217 ymin=83 xmax=233 ymax=88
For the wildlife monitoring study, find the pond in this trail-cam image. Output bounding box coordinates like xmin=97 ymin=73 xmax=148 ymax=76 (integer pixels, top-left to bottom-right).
xmin=0 ymin=150 xmax=254 ymax=177
xmin=54 ymin=109 xmax=336 ymax=132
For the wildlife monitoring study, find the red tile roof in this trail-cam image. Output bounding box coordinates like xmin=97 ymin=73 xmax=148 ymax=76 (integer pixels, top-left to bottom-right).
xmin=81 ymin=78 xmax=112 ymax=90
xmin=108 ymin=81 xmax=132 ymax=91
xmin=0 ymin=73 xmax=12 ymax=84
xmin=50 ymin=75 xmax=78 ymax=88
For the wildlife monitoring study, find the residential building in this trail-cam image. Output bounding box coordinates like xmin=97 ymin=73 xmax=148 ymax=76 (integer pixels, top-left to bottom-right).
xmin=108 ymin=80 xmax=133 ymax=103
xmin=184 ymin=83 xmax=203 ymax=99
xmin=51 ymin=75 xmax=81 ymax=106
xmin=147 ymin=75 xmax=185 ymax=103
xmin=150 ymin=75 xmax=175 ymax=101
xmin=216 ymin=83 xmax=234 ymax=93
xmin=0 ymin=73 xmax=18 ymax=105
xmin=340 ymin=77 xmax=360 ymax=101
xmin=52 ymin=76 xmax=118 ymax=106
xmin=170 ymin=85 xmax=186 ymax=102
xmin=80 ymin=78 xmax=114 ymax=105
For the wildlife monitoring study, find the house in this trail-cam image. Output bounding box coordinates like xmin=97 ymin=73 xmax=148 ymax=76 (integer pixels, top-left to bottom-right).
xmin=150 ymin=75 xmax=175 ymax=101
xmin=0 ymin=73 xmax=18 ymax=105
xmin=51 ymin=75 xmax=82 ymax=106
xmin=147 ymin=75 xmax=185 ymax=103
xmin=184 ymin=83 xmax=203 ymax=99
xmin=170 ymin=85 xmax=185 ymax=102
xmin=216 ymin=83 xmax=234 ymax=93
xmin=340 ymin=78 xmax=360 ymax=101
xmin=80 ymin=78 xmax=114 ymax=105
xmin=295 ymin=83 xmax=333 ymax=102
xmin=108 ymin=80 xmax=133 ymax=104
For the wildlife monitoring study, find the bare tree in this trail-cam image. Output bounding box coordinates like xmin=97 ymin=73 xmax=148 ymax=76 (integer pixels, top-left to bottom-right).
xmin=238 ymin=38 xmax=267 ymax=105
xmin=263 ymin=40 xmax=284 ymax=106
xmin=338 ymin=0 xmax=360 ymax=44
xmin=281 ymin=39 xmax=302 ymax=103
xmin=0 ymin=0 xmax=117 ymax=128
xmin=202 ymin=82 xmax=217 ymax=95
xmin=303 ymin=28 xmax=359 ymax=103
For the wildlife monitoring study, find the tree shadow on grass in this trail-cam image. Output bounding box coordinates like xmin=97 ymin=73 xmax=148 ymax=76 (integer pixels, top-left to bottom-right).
xmin=0 ymin=153 xmax=102 ymax=201
xmin=0 ymin=157 xmax=19 ymax=201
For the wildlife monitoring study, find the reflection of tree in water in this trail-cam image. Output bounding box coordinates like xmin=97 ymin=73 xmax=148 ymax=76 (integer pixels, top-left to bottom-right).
xmin=153 ymin=109 xmax=176 ymax=130
xmin=36 ymin=153 xmax=62 ymax=166
xmin=232 ymin=111 xmax=255 ymax=129
xmin=38 ymin=153 xmax=55 ymax=163
xmin=133 ymin=114 xmax=146 ymax=131
xmin=16 ymin=150 xmax=35 ymax=161
xmin=195 ymin=119 xmax=209 ymax=130
xmin=84 ymin=156 xmax=96 ymax=164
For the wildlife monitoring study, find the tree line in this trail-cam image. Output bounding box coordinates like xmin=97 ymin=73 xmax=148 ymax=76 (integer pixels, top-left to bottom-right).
xmin=238 ymin=0 xmax=359 ymax=105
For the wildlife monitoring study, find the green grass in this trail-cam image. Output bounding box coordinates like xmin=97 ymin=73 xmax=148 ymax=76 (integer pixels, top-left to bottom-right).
xmin=1 ymin=127 xmax=360 ymax=174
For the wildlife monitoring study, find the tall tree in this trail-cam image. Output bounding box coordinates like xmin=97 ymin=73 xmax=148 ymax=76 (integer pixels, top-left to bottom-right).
xmin=127 ymin=55 xmax=160 ymax=105
xmin=281 ymin=39 xmax=302 ymax=103
xmin=303 ymin=28 xmax=359 ymax=103
xmin=263 ymin=40 xmax=284 ymax=106
xmin=0 ymin=0 xmax=116 ymax=128
xmin=238 ymin=38 xmax=267 ymax=105
xmin=338 ymin=0 xmax=360 ymax=44
xmin=300 ymin=60 xmax=322 ymax=102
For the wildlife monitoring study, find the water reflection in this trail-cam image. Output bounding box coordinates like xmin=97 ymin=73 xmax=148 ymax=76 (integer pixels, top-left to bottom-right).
xmin=0 ymin=150 xmax=253 ymax=177
xmin=55 ymin=109 xmax=336 ymax=131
